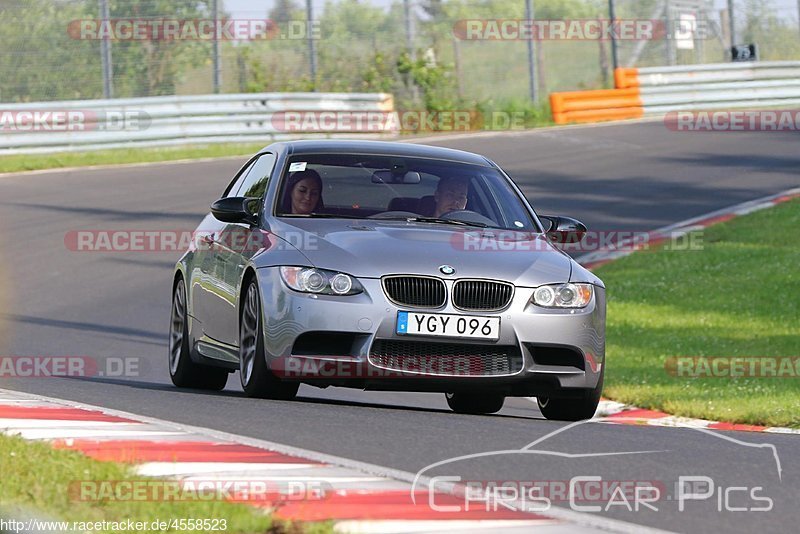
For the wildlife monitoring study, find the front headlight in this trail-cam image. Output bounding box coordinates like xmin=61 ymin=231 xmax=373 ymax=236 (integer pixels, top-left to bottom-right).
xmin=532 ymin=283 xmax=593 ymax=308
xmin=280 ymin=267 xmax=364 ymax=296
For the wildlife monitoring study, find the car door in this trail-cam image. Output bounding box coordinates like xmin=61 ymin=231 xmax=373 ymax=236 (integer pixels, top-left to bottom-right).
xmin=203 ymin=152 xmax=277 ymax=346
xmin=191 ymin=156 xmax=256 ymax=334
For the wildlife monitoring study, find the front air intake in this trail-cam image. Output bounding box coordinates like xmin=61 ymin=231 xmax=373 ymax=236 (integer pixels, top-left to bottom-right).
xmin=382 ymin=276 xmax=447 ymax=308
xmin=452 ymin=280 xmax=514 ymax=311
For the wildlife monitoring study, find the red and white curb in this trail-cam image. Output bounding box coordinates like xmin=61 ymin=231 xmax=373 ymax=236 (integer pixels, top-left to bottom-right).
xmin=594 ymin=399 xmax=800 ymax=435
xmin=576 ymin=187 xmax=800 ymax=270
xmin=580 ymin=186 xmax=800 ymax=435
xmin=1 ymin=388 xmax=664 ymax=534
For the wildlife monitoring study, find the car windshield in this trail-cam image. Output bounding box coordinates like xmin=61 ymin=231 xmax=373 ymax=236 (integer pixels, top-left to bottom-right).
xmin=275 ymin=153 xmax=538 ymax=231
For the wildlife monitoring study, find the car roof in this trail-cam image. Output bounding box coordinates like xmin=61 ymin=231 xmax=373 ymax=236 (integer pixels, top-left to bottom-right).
xmin=261 ymin=139 xmax=495 ymax=167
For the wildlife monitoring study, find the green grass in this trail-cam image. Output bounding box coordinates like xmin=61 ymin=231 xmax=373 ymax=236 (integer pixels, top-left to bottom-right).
xmin=0 ymin=143 xmax=267 ymax=174
xmin=593 ymin=198 xmax=800 ymax=428
xmin=0 ymin=433 xmax=329 ymax=533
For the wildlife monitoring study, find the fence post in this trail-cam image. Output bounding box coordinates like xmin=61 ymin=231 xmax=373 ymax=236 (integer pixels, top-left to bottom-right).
xmin=608 ymin=0 xmax=619 ymax=71
xmin=404 ymin=0 xmax=414 ymax=57
xmin=665 ymin=0 xmax=675 ymax=65
xmin=525 ymin=0 xmax=538 ymax=102
xmin=403 ymin=0 xmax=419 ymax=103
xmin=599 ymin=38 xmax=609 ymax=86
xmin=212 ymin=0 xmax=222 ymax=93
xmin=453 ymin=36 xmax=463 ymax=99
xmin=727 ymin=0 xmax=736 ymax=46
xmin=306 ymin=0 xmax=317 ymax=90
xmin=99 ymin=0 xmax=113 ymax=98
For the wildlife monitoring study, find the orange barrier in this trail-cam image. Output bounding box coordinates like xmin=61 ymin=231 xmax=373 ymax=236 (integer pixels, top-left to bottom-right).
xmin=551 ymin=87 xmax=641 ymax=113
xmin=550 ymin=68 xmax=643 ymax=124
xmin=614 ymin=67 xmax=640 ymax=89
xmin=552 ymin=107 xmax=644 ymax=124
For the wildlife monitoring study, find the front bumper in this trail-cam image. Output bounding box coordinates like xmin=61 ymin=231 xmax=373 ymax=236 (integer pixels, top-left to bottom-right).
xmin=256 ymin=267 xmax=605 ymax=396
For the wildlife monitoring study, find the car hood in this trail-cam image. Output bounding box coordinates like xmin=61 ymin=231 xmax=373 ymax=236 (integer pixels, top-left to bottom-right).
xmin=265 ymin=218 xmax=573 ymax=285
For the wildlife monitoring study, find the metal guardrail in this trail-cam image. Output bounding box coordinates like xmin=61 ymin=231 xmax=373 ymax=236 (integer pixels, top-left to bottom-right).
xmin=550 ymin=61 xmax=800 ymax=124
xmin=633 ymin=61 xmax=800 ymax=86
xmin=631 ymin=61 xmax=800 ymax=114
xmin=0 ymin=92 xmax=395 ymax=154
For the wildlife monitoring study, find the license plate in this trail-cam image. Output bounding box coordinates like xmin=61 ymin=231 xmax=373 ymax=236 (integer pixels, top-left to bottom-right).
xmin=396 ymin=311 xmax=500 ymax=340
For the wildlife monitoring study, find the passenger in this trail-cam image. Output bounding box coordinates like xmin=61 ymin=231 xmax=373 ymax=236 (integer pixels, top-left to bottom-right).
xmin=282 ymin=169 xmax=324 ymax=214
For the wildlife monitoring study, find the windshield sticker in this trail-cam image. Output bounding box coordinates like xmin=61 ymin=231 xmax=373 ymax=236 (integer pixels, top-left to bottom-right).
xmin=289 ymin=161 xmax=307 ymax=172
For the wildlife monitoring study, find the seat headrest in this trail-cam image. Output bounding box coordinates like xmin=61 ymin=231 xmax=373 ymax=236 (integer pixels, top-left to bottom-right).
xmin=387 ymin=197 xmax=421 ymax=213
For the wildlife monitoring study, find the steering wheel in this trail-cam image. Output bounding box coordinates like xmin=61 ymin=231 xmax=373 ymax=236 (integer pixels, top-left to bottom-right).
xmin=368 ymin=211 xmax=420 ymax=219
xmin=438 ymin=209 xmax=497 ymax=227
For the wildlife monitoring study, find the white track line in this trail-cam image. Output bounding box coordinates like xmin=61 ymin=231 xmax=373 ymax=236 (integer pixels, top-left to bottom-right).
xmin=0 ymin=419 xmax=143 ymax=428
xmin=4 ymin=428 xmax=185 ymax=440
xmin=134 ymin=462 xmax=322 ymax=477
xmin=333 ymin=519 xmax=564 ymax=533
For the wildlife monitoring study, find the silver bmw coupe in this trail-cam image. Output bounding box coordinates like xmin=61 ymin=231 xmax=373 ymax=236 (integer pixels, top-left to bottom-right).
xmin=170 ymin=140 xmax=606 ymax=420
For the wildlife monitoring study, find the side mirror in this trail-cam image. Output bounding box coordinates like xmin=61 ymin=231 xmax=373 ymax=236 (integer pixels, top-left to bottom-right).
xmin=211 ymin=196 xmax=259 ymax=225
xmin=540 ymin=215 xmax=587 ymax=244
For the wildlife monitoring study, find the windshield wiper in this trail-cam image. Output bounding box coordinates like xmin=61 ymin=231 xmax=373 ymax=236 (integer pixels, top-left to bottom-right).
xmin=403 ymin=216 xmax=489 ymax=228
xmin=281 ymin=213 xmax=370 ymax=220
xmin=288 ymin=214 xmax=490 ymax=228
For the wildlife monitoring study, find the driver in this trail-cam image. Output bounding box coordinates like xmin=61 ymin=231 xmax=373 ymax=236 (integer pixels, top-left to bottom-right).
xmin=431 ymin=176 xmax=469 ymax=217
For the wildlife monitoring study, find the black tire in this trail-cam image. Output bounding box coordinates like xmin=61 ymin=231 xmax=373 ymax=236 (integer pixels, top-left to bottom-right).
xmin=537 ymin=366 xmax=604 ymax=421
xmin=239 ymin=279 xmax=299 ymax=400
xmin=445 ymin=392 xmax=505 ymax=414
xmin=169 ymin=278 xmax=228 ymax=391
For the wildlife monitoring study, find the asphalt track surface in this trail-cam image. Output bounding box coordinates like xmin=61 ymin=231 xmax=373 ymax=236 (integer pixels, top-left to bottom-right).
xmin=2 ymin=121 xmax=799 ymax=533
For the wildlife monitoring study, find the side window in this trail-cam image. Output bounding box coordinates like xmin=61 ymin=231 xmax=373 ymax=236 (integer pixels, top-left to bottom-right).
xmin=235 ymin=153 xmax=277 ymax=199
xmin=223 ymin=158 xmax=256 ymax=198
